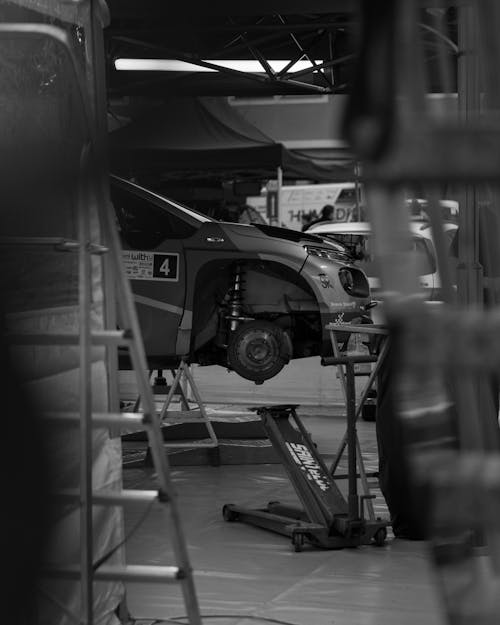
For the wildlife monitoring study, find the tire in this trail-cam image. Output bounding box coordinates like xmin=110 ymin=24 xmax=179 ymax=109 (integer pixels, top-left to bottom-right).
xmin=292 ymin=533 xmax=304 ymax=552
xmin=222 ymin=505 xmax=238 ymax=522
xmin=227 ymin=320 xmax=292 ymax=384
xmin=362 ymin=389 xmax=377 ymax=422
xmin=362 ymin=404 xmax=376 ymax=422
xmin=373 ymin=527 xmax=387 ymax=546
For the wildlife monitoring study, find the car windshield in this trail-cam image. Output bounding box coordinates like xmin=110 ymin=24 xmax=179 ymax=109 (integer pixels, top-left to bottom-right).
xmin=111 ymin=175 xmax=213 ymax=225
xmin=110 ymin=175 xmax=214 ymax=248
xmin=323 ymin=232 xmax=435 ymax=277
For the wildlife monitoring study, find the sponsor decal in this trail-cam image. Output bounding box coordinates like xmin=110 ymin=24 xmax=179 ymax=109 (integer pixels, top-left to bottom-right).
xmin=286 ymin=442 xmax=330 ymax=492
xmin=122 ymin=251 xmax=179 ymax=281
xmin=319 ymin=273 xmax=334 ymax=289
xmin=334 ymin=312 xmax=345 ymax=325
xmin=328 ymin=302 xmax=357 ymax=310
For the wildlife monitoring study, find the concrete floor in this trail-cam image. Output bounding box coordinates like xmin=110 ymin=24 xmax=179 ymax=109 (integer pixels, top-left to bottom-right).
xmin=120 ymin=402 xmax=448 ymax=625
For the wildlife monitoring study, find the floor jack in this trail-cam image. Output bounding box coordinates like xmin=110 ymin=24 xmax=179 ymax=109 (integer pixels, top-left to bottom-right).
xmin=222 ymin=358 xmax=389 ymax=552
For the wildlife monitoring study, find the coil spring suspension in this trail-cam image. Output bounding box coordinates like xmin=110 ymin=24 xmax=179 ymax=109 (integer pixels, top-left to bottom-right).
xmin=226 ymin=263 xmax=247 ymax=333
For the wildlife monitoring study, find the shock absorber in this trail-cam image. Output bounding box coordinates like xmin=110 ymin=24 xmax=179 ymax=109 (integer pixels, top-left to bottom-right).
xmin=225 ymin=263 xmax=249 ymax=339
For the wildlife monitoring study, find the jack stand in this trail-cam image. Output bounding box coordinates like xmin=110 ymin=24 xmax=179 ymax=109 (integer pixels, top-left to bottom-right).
xmin=223 ymin=364 xmax=388 ymax=551
xmin=152 ymin=369 xmax=169 ymax=394
xmin=124 ymin=362 xmax=220 ymax=467
xmin=149 ymin=360 xmax=219 ymax=464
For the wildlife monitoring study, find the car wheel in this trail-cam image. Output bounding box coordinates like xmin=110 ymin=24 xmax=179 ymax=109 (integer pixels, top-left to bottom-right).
xmin=362 ymin=389 xmax=377 ymax=422
xmin=227 ymin=320 xmax=292 ymax=383
xmin=361 ymin=404 xmax=376 ymax=422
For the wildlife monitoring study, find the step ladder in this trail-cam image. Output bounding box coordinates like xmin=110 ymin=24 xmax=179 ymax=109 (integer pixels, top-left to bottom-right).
xmin=5 ymin=177 xmax=203 ymax=624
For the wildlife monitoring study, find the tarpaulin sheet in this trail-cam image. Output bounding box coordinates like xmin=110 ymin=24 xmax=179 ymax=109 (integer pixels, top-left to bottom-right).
xmin=109 ymin=97 xmax=354 ymax=182
xmin=4 ymin=305 xmax=125 ymax=625
xmin=0 ymin=116 xmax=124 ymax=625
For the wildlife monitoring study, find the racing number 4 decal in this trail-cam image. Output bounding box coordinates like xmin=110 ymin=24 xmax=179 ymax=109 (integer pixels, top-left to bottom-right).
xmin=122 ymin=251 xmax=179 ymax=281
xmin=153 ymin=254 xmax=178 ymax=280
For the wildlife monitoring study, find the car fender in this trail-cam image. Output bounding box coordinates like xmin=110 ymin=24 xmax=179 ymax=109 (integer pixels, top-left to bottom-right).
xmin=299 ymin=255 xmax=371 ymax=346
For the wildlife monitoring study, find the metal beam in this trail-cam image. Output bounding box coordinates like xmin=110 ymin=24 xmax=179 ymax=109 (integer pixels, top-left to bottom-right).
xmin=274 ymin=19 xmax=334 ymax=89
xmin=226 ymin=18 xmax=278 ymax=80
xmin=210 ymin=25 xmax=302 ymax=60
xmin=457 ymin=2 xmax=483 ymax=307
xmin=106 ymin=1 xmax=468 ymax=19
xmin=112 ymin=36 xmax=330 ymax=93
xmin=286 ymin=53 xmax=356 ymax=79
xmin=107 ymin=21 xmax=354 ymax=35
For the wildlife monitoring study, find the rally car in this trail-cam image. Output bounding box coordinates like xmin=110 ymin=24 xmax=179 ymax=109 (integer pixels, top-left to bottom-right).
xmin=111 ymin=175 xmax=372 ymax=383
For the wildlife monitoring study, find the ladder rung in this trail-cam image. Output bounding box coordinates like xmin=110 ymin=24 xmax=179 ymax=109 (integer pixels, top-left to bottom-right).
xmin=52 ymin=488 xmax=160 ymax=506
xmin=0 ymin=236 xmax=79 ymax=247
xmin=41 ymin=411 xmax=148 ymax=430
xmin=6 ymin=330 xmax=132 ymax=346
xmin=97 ymin=564 xmax=183 ymax=583
xmin=43 ymin=564 xmax=183 ymax=583
xmin=0 ymin=237 xmax=108 ymax=255
xmin=95 ymin=489 xmax=160 ymax=506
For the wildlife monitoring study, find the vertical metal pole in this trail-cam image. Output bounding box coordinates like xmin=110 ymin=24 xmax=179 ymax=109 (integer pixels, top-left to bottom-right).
xmin=427 ymin=190 xmax=456 ymax=304
xmin=457 ymin=3 xmax=483 ymax=307
xmin=354 ymin=173 xmax=361 ymax=221
xmin=87 ymin=0 xmax=120 ymax=419
xmin=345 ymin=362 xmax=359 ymax=520
xmin=365 ymin=185 xmax=418 ymax=301
xmin=80 ymin=4 xmax=113 ymax=621
xmin=276 ymin=165 xmax=282 ymax=226
xmin=78 ymin=161 xmax=94 ymax=625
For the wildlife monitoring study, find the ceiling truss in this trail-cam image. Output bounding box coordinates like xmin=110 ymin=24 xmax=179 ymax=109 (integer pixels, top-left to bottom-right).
xmin=105 ymin=12 xmax=358 ymax=97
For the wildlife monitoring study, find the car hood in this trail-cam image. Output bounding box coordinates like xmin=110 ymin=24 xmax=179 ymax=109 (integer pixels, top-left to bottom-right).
xmin=218 ymin=222 xmax=356 ymax=263
xmin=253 ymin=223 xmax=328 ymax=244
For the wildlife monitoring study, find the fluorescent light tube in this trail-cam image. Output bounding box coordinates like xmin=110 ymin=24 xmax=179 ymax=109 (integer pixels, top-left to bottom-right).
xmin=114 ymin=58 xmax=324 ymax=73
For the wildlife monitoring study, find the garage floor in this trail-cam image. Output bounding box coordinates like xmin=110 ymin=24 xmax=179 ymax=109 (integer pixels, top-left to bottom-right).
xmin=121 ymin=404 xmax=447 ymax=625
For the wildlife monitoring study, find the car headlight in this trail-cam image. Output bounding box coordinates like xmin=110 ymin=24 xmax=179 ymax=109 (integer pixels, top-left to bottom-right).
xmin=339 ymin=267 xmax=370 ymax=298
xmin=303 ymin=245 xmax=342 ymax=261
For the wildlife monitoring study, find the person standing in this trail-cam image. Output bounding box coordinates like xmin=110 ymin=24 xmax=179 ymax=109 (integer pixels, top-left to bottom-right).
xmin=303 ymin=204 xmax=335 ymax=230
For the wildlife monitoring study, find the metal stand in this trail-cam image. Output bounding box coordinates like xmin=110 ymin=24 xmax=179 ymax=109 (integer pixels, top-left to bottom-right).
xmin=325 ymin=322 xmax=389 ymax=521
xmin=223 ymin=400 xmax=388 ymax=552
xmin=133 ymin=361 xmax=219 ymax=452
xmin=154 ymin=360 xmax=219 ymax=468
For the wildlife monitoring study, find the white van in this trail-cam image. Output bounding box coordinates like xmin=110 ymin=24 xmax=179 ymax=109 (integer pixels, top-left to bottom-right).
xmin=305 ymin=220 xmax=458 ymax=301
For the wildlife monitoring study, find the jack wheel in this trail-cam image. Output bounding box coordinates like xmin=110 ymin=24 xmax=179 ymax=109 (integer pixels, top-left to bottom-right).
xmin=292 ymin=533 xmax=304 ymax=552
xmin=222 ymin=505 xmax=238 ymax=522
xmin=373 ymin=527 xmax=387 ymax=546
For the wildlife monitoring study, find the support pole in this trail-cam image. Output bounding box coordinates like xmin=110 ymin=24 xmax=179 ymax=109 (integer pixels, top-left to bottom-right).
xmin=276 ymin=166 xmax=283 ymax=227
xmin=457 ymin=3 xmax=483 ymax=307
xmin=78 ymin=156 xmax=94 ymax=625
xmin=345 ymin=362 xmax=359 ymax=520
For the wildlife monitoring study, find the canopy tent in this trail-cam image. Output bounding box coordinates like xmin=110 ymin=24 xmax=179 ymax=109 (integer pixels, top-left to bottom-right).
xmin=109 ymin=97 xmax=355 ymax=182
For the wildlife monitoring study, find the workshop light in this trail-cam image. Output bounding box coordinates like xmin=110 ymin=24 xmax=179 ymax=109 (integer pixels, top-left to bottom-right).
xmin=114 ymin=58 xmax=324 ymax=73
